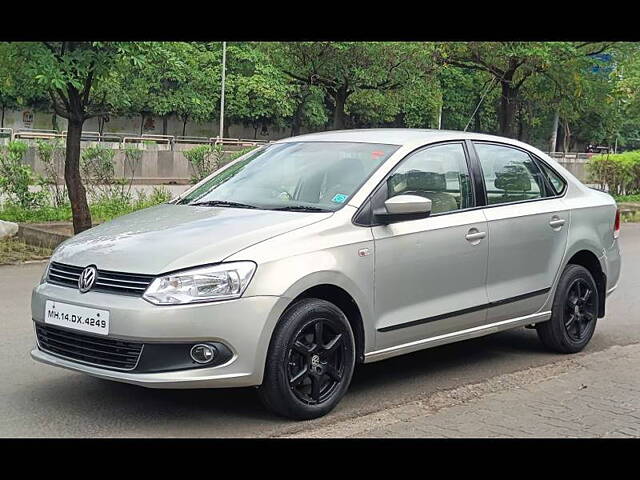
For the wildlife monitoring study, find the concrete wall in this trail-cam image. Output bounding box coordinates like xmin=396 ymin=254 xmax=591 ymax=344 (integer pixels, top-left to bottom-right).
xmin=17 ymin=145 xmax=588 ymax=185
xmin=1 ymin=108 xmax=317 ymax=141
xmin=19 ymin=143 xmax=247 ymax=184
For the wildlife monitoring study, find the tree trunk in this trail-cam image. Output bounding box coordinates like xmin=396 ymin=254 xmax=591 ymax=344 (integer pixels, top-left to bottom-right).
xmin=223 ymin=123 xmax=230 ymax=138
xmin=291 ymin=104 xmax=303 ymax=137
xmin=162 ymin=115 xmax=168 ymax=136
xmin=140 ymin=114 xmax=145 ymax=135
xmin=1 ymin=106 xmax=4 ymax=128
xmin=52 ymin=113 xmax=59 ymax=132
xmin=65 ymin=119 xmax=92 ymax=234
xmin=549 ymin=109 xmax=560 ymax=153
xmin=563 ymin=120 xmax=571 ymax=153
xmin=332 ymin=87 xmax=348 ymax=130
xmin=498 ymin=81 xmax=518 ymax=138
xmin=182 ymin=117 xmax=187 ymax=137
xmin=517 ymin=102 xmax=525 ymax=141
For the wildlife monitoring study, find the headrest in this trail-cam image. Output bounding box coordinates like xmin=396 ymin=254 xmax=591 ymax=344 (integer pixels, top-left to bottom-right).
xmin=495 ymin=164 xmax=532 ymax=192
xmin=406 ymin=170 xmax=447 ymax=191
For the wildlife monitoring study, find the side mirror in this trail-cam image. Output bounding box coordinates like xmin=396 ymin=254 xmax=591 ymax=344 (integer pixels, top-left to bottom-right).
xmin=374 ymin=194 xmax=432 ymax=224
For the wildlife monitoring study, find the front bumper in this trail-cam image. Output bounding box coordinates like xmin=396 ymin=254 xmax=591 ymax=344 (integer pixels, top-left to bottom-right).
xmin=31 ymin=281 xmax=288 ymax=388
xmin=30 ymin=348 xmax=256 ymax=388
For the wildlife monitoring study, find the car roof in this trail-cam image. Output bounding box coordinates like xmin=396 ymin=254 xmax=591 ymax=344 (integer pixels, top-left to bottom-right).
xmin=275 ymin=128 xmax=530 ymax=148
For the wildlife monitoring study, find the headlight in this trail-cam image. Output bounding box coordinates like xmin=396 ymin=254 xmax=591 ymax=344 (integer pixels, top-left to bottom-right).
xmin=143 ymin=261 xmax=257 ymax=305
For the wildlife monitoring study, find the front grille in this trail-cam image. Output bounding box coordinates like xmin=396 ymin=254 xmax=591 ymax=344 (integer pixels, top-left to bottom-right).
xmin=48 ymin=262 xmax=155 ymax=296
xmin=36 ymin=324 xmax=143 ymax=371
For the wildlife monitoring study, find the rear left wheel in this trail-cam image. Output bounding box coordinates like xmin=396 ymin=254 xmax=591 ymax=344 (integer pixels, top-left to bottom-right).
xmin=536 ymin=264 xmax=599 ymax=353
xmin=258 ymin=298 xmax=355 ymax=420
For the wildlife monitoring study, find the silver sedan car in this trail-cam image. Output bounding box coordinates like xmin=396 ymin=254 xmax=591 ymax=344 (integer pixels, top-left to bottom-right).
xmin=31 ymin=129 xmax=622 ymax=419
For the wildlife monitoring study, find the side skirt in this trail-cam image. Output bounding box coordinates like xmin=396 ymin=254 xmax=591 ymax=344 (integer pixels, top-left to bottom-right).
xmin=364 ymin=311 xmax=551 ymax=363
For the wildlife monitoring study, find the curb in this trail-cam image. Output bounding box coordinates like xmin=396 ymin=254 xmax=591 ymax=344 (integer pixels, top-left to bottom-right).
xmin=17 ymin=222 xmax=72 ymax=250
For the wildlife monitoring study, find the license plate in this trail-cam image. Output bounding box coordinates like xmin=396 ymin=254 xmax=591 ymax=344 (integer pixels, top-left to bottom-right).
xmin=44 ymin=300 xmax=110 ymax=335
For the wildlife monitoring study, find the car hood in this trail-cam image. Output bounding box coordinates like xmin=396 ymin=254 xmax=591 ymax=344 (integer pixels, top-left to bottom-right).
xmin=52 ymin=203 xmax=332 ymax=275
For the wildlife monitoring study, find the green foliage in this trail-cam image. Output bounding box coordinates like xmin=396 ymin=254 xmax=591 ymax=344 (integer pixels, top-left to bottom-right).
xmin=112 ymin=42 xmax=220 ymax=133
xmin=0 ymin=187 xmax=171 ymax=224
xmin=79 ymin=143 xmax=148 ymax=207
xmin=0 ymin=43 xmax=49 ymax=118
xmin=36 ymin=138 xmax=67 ymax=207
xmin=438 ymin=65 xmax=498 ymax=132
xmin=226 ymin=44 xmax=295 ymax=132
xmin=266 ymin=42 xmax=437 ymax=129
xmin=613 ymin=193 xmax=640 ymax=203
xmin=4 ymin=40 xmax=640 ymax=158
xmin=80 ymin=144 xmax=119 ymax=201
xmin=183 ymin=144 xmax=224 ymax=183
xmin=0 ymin=141 xmax=46 ymax=208
xmin=88 ymin=187 xmax=171 ymax=222
xmin=587 ymin=151 xmax=640 ymax=195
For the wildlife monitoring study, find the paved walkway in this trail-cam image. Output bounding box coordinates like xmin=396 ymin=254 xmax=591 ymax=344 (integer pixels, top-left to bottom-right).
xmin=288 ymin=343 xmax=640 ymax=438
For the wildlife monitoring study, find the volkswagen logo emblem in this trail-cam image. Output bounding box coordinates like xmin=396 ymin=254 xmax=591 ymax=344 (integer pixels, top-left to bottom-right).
xmin=78 ymin=266 xmax=97 ymax=293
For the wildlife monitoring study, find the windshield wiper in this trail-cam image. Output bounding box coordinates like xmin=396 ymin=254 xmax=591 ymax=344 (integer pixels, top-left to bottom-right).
xmin=271 ymin=205 xmax=332 ymax=212
xmin=190 ymin=200 xmax=258 ymax=209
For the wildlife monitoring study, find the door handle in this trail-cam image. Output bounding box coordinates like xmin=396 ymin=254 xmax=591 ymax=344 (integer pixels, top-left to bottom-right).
xmin=465 ymin=229 xmax=486 ymax=243
xmin=549 ymin=216 xmax=566 ymax=229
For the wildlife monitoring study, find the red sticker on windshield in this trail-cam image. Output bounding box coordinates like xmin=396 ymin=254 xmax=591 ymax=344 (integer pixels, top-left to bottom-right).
xmin=371 ymin=151 xmax=384 ymax=158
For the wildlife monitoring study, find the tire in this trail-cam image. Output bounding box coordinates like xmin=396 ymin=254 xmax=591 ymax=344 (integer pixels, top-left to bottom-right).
xmin=536 ymin=264 xmax=599 ymax=353
xmin=258 ymin=298 xmax=356 ymax=420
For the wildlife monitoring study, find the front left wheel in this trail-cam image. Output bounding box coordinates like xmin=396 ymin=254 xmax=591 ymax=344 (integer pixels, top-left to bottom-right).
xmin=258 ymin=298 xmax=356 ymax=420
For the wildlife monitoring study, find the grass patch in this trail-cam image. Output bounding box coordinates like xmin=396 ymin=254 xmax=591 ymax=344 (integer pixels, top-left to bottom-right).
xmin=0 ymin=237 xmax=52 ymax=264
xmin=613 ymin=194 xmax=640 ymax=203
xmin=0 ymin=187 xmax=172 ymax=224
xmin=621 ymin=210 xmax=640 ymax=223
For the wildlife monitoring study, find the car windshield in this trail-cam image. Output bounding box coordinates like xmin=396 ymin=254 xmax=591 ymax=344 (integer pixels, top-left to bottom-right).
xmin=177 ymin=142 xmax=399 ymax=212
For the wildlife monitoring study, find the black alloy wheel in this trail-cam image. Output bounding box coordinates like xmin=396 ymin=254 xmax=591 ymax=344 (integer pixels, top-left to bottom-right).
xmin=258 ymin=298 xmax=355 ymax=420
xmin=563 ymin=278 xmax=597 ymax=342
xmin=537 ymin=264 xmax=599 ymax=353
xmin=287 ymin=317 xmax=346 ymax=405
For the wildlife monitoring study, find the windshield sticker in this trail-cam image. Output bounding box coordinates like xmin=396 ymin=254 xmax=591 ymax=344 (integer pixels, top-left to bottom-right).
xmin=331 ymin=194 xmax=348 ymax=204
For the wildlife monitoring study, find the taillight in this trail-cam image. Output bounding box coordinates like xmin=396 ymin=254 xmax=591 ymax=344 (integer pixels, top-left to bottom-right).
xmin=614 ymin=208 xmax=621 ymax=239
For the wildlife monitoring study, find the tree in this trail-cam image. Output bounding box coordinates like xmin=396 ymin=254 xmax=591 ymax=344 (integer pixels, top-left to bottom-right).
xmin=268 ymin=42 xmax=436 ymax=130
xmin=109 ymin=42 xmax=221 ymax=137
xmin=345 ymin=75 xmax=441 ymax=129
xmin=0 ymin=43 xmax=48 ymax=129
xmin=437 ymin=42 xmax=614 ymax=138
xmin=437 ymin=65 xmax=499 ymax=133
xmin=13 ymin=42 xmax=150 ymax=233
xmin=225 ymin=43 xmax=295 ymax=138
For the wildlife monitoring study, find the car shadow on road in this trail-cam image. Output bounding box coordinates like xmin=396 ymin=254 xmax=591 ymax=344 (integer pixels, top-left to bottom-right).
xmin=22 ymin=326 xmax=555 ymax=433
xmin=349 ymin=327 xmax=549 ymax=395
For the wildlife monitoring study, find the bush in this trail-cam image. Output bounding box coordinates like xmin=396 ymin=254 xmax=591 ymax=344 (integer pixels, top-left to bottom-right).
xmin=0 ymin=141 xmax=47 ymax=209
xmin=588 ymin=151 xmax=640 ymax=195
xmin=184 ymin=144 xmax=224 ymax=183
xmin=81 ymin=144 xmax=118 ymax=201
xmin=36 ymin=138 xmax=67 ymax=207
xmin=184 ymin=144 xmax=260 ymax=184
xmin=0 ymin=187 xmax=172 ymax=224
xmin=81 ymin=144 xmax=143 ymax=204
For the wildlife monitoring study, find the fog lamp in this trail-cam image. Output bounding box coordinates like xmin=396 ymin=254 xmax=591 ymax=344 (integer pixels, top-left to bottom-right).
xmin=190 ymin=344 xmax=217 ymax=364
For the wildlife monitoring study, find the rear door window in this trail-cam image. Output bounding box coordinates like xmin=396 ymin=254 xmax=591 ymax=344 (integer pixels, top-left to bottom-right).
xmin=474 ymin=143 xmax=547 ymax=205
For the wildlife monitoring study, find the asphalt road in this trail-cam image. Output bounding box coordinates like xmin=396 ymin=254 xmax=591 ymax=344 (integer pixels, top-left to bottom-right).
xmin=1 ymin=224 xmax=639 ymax=437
